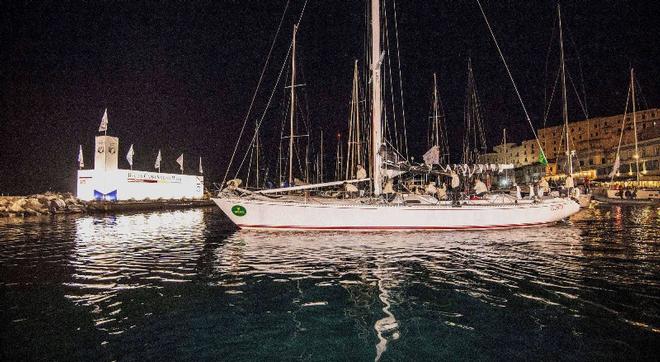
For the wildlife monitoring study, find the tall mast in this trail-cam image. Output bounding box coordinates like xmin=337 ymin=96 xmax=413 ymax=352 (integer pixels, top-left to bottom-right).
xmin=371 ymin=0 xmax=383 ymax=195
xmin=558 ymin=4 xmax=572 ymax=176
xmin=503 ymin=128 xmax=508 ymax=180
xmin=289 ymin=25 xmax=298 ymax=185
xmin=320 ymin=130 xmax=324 ymax=183
xmin=346 ymin=60 xmax=362 ymax=179
xmin=255 ymin=119 xmax=260 ymax=187
xmin=631 ymin=68 xmax=640 ymax=183
xmin=433 ymin=73 xmax=440 ymax=148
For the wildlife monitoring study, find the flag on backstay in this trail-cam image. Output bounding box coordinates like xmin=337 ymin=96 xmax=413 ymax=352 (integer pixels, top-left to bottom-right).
xmin=176 ymin=153 xmax=184 ymax=172
xmin=126 ymin=144 xmax=135 ymax=168
xmin=98 ymin=108 xmax=108 ymax=133
xmin=155 ymin=149 xmax=162 ymax=170
xmin=423 ymin=145 xmax=440 ymax=166
xmin=609 ymin=154 xmax=620 ymax=178
xmin=78 ymin=145 xmax=84 ymax=169
xmin=538 ymin=152 xmax=548 ymax=166
xmin=199 ymin=157 xmax=203 ymax=174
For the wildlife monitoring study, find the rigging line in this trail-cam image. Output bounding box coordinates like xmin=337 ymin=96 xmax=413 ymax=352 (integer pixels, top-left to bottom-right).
xmin=392 ymin=0 xmax=409 ymax=160
xmin=633 ymin=76 xmax=649 ymax=110
xmin=543 ymin=14 xmax=558 ymax=120
xmin=233 ymin=0 xmax=310 ymax=182
xmin=565 ymin=68 xmax=588 ymax=119
xmin=542 ymin=68 xmax=560 ymax=129
xmin=564 ymin=16 xmax=589 ymax=118
xmin=475 ymin=0 xmax=547 ymax=161
xmin=221 ymin=0 xmax=291 ymax=187
xmin=383 ymin=0 xmax=400 ymax=154
xmin=615 ymin=80 xmax=632 ymax=158
xmin=611 ymin=79 xmax=632 ymax=182
xmin=245 ymin=139 xmax=255 ymax=187
xmin=277 ymin=68 xmax=290 ymax=183
xmin=469 ymin=62 xmax=488 ymax=152
xmin=235 ymin=42 xmax=292 ymax=180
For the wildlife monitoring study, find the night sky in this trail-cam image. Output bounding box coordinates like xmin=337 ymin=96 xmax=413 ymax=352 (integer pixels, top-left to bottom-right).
xmin=1 ymin=0 xmax=658 ymax=195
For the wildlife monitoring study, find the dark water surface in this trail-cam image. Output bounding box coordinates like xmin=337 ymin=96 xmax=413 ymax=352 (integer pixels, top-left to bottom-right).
xmin=1 ymin=205 xmax=658 ymax=361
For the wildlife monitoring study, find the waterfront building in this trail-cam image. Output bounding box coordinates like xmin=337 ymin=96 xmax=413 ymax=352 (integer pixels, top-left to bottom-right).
xmin=481 ymin=108 xmax=660 ymax=186
xmin=77 ymin=135 xmax=204 ymax=201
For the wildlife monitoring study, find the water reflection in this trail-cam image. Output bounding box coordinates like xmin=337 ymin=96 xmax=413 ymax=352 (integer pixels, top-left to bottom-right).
xmin=214 ymin=225 xmax=589 ymax=360
xmin=67 ymin=210 xmax=207 ymax=335
xmin=1 ymin=205 xmax=657 ymax=360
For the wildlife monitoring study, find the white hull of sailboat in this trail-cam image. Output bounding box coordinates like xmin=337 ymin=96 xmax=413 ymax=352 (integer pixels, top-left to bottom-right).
xmin=212 ymin=197 xmax=580 ymax=231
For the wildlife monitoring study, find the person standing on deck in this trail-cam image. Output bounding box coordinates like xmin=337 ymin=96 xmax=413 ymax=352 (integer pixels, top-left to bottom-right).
xmin=436 ymin=182 xmax=447 ymax=200
xmin=450 ymin=170 xmax=461 ymax=205
xmin=474 ymin=178 xmax=488 ymax=197
xmin=538 ymin=178 xmax=549 ymax=196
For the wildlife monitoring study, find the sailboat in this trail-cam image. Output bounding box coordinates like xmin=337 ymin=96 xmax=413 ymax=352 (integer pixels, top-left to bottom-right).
xmin=595 ymin=68 xmax=659 ymax=205
xmin=555 ymin=4 xmax=591 ymax=208
xmin=212 ymin=0 xmax=579 ymax=231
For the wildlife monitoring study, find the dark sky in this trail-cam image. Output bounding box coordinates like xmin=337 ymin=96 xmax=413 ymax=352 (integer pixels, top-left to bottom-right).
xmin=1 ymin=0 xmax=658 ymax=195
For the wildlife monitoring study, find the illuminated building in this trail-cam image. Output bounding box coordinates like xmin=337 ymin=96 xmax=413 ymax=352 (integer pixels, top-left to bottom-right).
xmin=481 ymin=108 xmax=660 ymax=186
xmin=77 ymin=135 xmax=204 ymax=201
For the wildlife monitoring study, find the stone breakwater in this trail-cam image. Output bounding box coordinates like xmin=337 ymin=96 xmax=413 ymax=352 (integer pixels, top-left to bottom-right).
xmin=0 ymin=193 xmax=215 ymax=217
xmin=0 ymin=193 xmax=86 ymax=217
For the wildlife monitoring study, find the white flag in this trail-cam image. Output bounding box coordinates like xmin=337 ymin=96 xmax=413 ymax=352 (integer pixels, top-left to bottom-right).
xmin=78 ymin=145 xmax=84 ymax=168
xmin=126 ymin=144 xmax=134 ymax=167
xmin=423 ymin=145 xmax=440 ymax=166
xmin=609 ymin=154 xmax=620 ymax=179
xmin=155 ymin=149 xmax=162 ymax=170
xmin=98 ymin=108 xmax=108 ymax=133
xmin=176 ymin=153 xmax=184 ymax=172
xmin=199 ymin=157 xmax=203 ymax=174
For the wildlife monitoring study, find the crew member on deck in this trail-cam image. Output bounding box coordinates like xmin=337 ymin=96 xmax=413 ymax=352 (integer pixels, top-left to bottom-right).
xmin=538 ymin=178 xmax=549 ymax=196
xmin=436 ymin=182 xmax=447 ymax=200
xmin=383 ymin=178 xmax=394 ymax=196
xmin=474 ymin=178 xmax=488 ymax=197
xmin=356 ymin=165 xmax=367 ymax=179
xmin=565 ymin=175 xmax=574 ymax=189
xmin=450 ymin=170 xmax=461 ymax=205
xmin=425 ymin=181 xmax=437 ymax=196
xmin=344 ymin=182 xmax=358 ymax=197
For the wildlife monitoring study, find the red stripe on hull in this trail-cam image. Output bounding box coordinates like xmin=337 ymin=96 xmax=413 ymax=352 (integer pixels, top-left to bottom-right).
xmin=235 ymin=221 xmax=556 ymax=231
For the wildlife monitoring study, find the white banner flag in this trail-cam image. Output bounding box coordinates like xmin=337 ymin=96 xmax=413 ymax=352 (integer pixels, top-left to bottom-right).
xmin=126 ymin=144 xmax=134 ymax=168
xmin=199 ymin=157 xmax=203 ymax=174
xmin=98 ymin=108 xmax=108 ymax=133
xmin=78 ymin=145 xmax=84 ymax=168
xmin=155 ymin=149 xmax=162 ymax=170
xmin=176 ymin=153 xmax=184 ymax=172
xmin=609 ymin=154 xmax=620 ymax=179
xmin=423 ymin=145 xmax=440 ymax=166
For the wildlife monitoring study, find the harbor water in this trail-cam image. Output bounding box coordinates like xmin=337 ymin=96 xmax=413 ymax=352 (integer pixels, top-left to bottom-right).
xmin=1 ymin=205 xmax=658 ymax=360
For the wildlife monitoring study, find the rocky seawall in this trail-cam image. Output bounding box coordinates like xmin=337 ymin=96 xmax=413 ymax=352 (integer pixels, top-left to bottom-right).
xmin=0 ymin=193 xmax=86 ymax=217
xmin=0 ymin=193 xmax=214 ymax=217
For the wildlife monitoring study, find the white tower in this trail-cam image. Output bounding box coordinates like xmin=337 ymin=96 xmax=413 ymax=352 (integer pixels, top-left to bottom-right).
xmin=94 ymin=135 xmax=119 ymax=171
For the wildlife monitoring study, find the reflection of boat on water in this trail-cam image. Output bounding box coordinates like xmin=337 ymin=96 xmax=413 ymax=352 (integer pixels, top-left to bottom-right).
xmin=216 ymin=225 xmax=586 ymax=360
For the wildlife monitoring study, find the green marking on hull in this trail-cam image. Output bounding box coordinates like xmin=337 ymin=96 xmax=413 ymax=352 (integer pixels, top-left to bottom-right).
xmin=231 ymin=205 xmax=247 ymax=217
